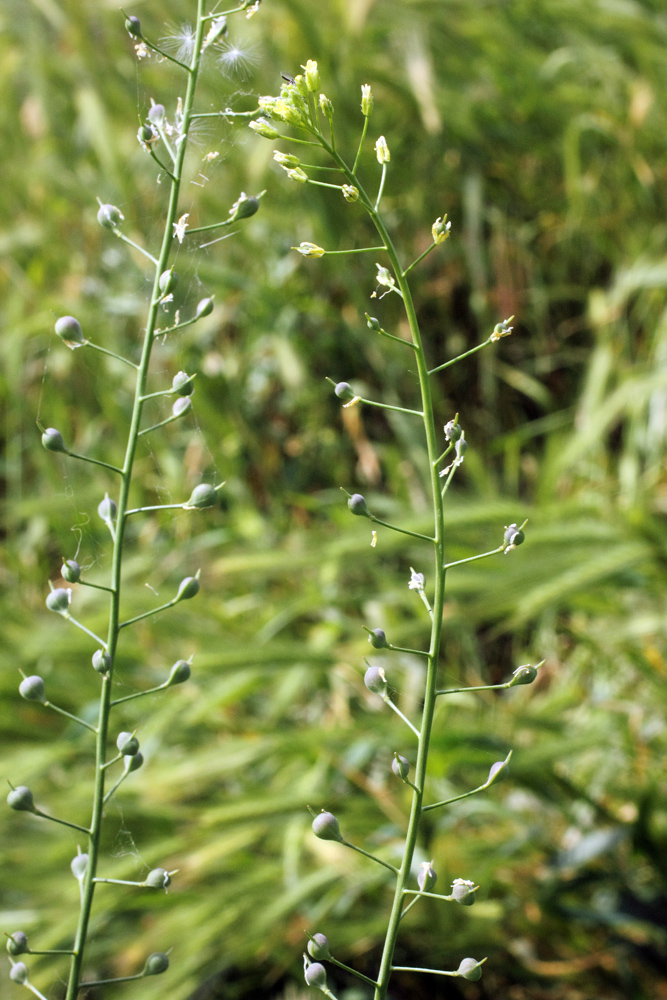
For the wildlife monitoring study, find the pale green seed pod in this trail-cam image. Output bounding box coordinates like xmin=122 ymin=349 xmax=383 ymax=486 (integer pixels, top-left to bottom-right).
xmin=97 ymin=495 xmax=117 ymax=523
xmin=184 ymin=484 xmax=217 ymax=509
xmin=195 ymin=297 xmax=214 ymax=318
xmin=364 ymin=664 xmax=387 ymax=694
xmin=125 ymin=751 xmax=144 ymax=772
xmin=348 ymin=493 xmax=370 ymax=517
xmin=307 ymin=934 xmax=331 ymax=961
xmin=504 ymin=523 xmax=525 ymax=548
xmin=125 ymin=15 xmax=142 ymax=36
xmin=457 ymin=958 xmax=483 ymax=981
xmin=55 ymin=315 xmax=85 ymax=347
xmin=9 ymin=962 xmax=29 ymax=985
xmin=70 ymin=853 xmax=89 ymax=880
xmin=147 ymin=104 xmax=165 ymax=126
xmin=444 ymin=419 xmax=462 ymax=442
xmin=304 ymin=962 xmax=327 ymax=989
xmin=176 ymin=573 xmax=200 ymax=601
xmin=46 ymin=588 xmax=71 ymax=613
xmin=229 ymin=193 xmax=259 ymax=221
xmin=62 ymin=559 xmax=81 ymax=583
xmin=172 ymin=371 xmax=195 ymax=396
xmin=418 ymin=860 xmax=437 ymax=892
xmin=172 ymin=396 xmax=192 ymax=418
xmin=92 ymin=649 xmax=112 ymax=674
xmin=391 ymin=754 xmax=410 ymax=780
xmin=116 ymin=732 xmax=139 ymax=756
xmin=7 ymin=786 xmax=36 ymax=813
xmin=97 ymin=203 xmax=123 ymax=229
xmin=511 ymin=664 xmax=537 ymax=686
xmin=334 ymin=382 xmax=355 ymax=401
xmin=144 ymin=868 xmax=171 ymax=889
xmin=159 ymin=269 xmax=178 ymax=295
xmin=6 ymin=932 xmax=28 ymax=956
xmin=342 ymin=185 xmax=359 ymax=203
xmin=368 ymin=628 xmax=388 ymax=649
xmin=144 ymin=952 xmax=169 ymax=976
xmin=42 ymin=427 xmax=67 ymax=453
xmin=311 ymin=810 xmax=343 ymax=843
xmin=19 ymin=675 xmax=46 ymax=703
xmin=451 ymin=879 xmax=477 ymax=906
xmin=168 ymin=659 xmax=191 ymax=685
xmin=366 ymin=314 xmax=381 ymax=331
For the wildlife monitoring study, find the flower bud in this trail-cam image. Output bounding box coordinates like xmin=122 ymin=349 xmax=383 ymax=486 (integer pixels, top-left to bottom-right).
xmin=307 ymin=934 xmax=331 ymax=961
xmin=97 ymin=203 xmax=124 ymax=229
xmin=510 ymin=664 xmax=537 ymax=686
xmin=172 ymin=371 xmax=195 ymax=396
xmin=342 ymin=184 xmax=359 ymax=203
xmin=19 ymin=675 xmax=46 ymax=703
xmin=293 ymin=242 xmax=325 ymax=257
xmin=9 ymin=963 xmax=29 ymax=985
xmin=55 ymin=315 xmax=85 ymax=348
xmin=361 ymin=84 xmax=373 ymax=117
xmin=318 ymin=94 xmax=334 ymax=119
xmin=144 ymin=868 xmax=171 ymax=889
xmin=334 ymin=382 xmax=354 ymax=400
xmin=287 ymin=167 xmax=308 ymax=183
xmin=70 ymin=853 xmax=89 ymax=880
xmin=42 ymin=427 xmax=67 ymax=453
xmin=504 ymin=523 xmax=525 ymax=549
xmin=391 ymin=753 xmax=410 ymax=780
xmin=159 ymin=269 xmax=178 ymax=295
xmin=304 ymin=962 xmax=327 ymax=989
xmin=176 ymin=572 xmax=200 ymax=602
xmin=368 ymin=628 xmax=388 ymax=649
xmin=7 ymin=786 xmax=36 ymax=813
xmin=418 ymin=860 xmax=437 ymax=892
xmin=168 ymin=659 xmax=191 ymax=685
xmin=451 ymin=878 xmax=477 ymax=906
xmin=274 ymin=151 xmax=300 ymax=168
xmin=6 ymin=932 xmax=28 ymax=956
xmin=364 ymin=664 xmax=386 ymax=694
xmin=229 ymin=192 xmax=260 ymax=221
xmin=490 ymin=316 xmax=514 ymax=342
xmin=249 ymin=118 xmax=281 ymax=139
xmin=432 ymin=215 xmax=451 ymax=245
xmin=365 ymin=314 xmax=381 ymax=331
xmin=311 ymin=810 xmax=343 ymax=843
xmin=184 ymin=484 xmax=217 ymax=509
xmin=172 ymin=396 xmax=192 ymax=418
xmin=375 ymin=135 xmax=390 ymax=164
xmin=46 ymin=588 xmax=71 ymax=613
xmin=303 ymin=60 xmax=319 ymax=92
xmin=444 ymin=420 xmax=462 ymax=442
xmin=147 ymin=103 xmax=165 ymax=126
xmin=125 ymin=15 xmax=142 ymax=36
xmin=116 ymin=731 xmax=140 ymax=756
xmin=293 ymin=75 xmax=309 ymax=99
xmin=98 ymin=495 xmax=117 ymax=524
xmin=92 ymin=649 xmax=112 ymax=674
xmin=457 ymin=958 xmax=483 ymax=981
xmin=196 ymin=297 xmax=214 ymax=318
xmin=347 ymin=493 xmax=370 ymax=517
xmin=125 ymin=751 xmax=144 ymax=772
xmin=62 ymin=559 xmax=81 ymax=583
xmin=144 ymin=952 xmax=169 ymax=976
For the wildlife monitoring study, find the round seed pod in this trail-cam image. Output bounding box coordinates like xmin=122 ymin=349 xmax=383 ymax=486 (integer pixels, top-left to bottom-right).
xmin=144 ymin=868 xmax=171 ymax=889
xmin=488 ymin=759 xmax=508 ymax=783
xmin=172 ymin=396 xmax=192 ymax=418
xmin=97 ymin=203 xmax=123 ymax=229
xmin=364 ymin=664 xmax=387 ymax=694
xmin=304 ymin=962 xmax=327 ymax=989
xmin=444 ymin=419 xmax=462 ymax=442
xmin=97 ymin=495 xmax=117 ymax=523
xmin=418 ymin=860 xmax=437 ymax=892
xmin=368 ymin=628 xmax=388 ymax=649
xmin=116 ymin=732 xmax=139 ymax=756
xmin=334 ymin=382 xmax=354 ymax=400
xmin=511 ymin=664 xmax=537 ymax=686
xmin=125 ymin=751 xmax=144 ymax=772
xmin=347 ymin=493 xmax=370 ymax=517
xmin=54 ymin=316 xmax=85 ymax=347
xmin=19 ymin=675 xmax=46 ymax=703
xmin=185 ymin=484 xmax=217 ymax=509
xmin=46 ymin=588 xmax=71 ymax=613
xmin=9 ymin=962 xmax=28 ymax=985
xmin=195 ymin=297 xmax=214 ymax=318
xmin=451 ymin=879 xmax=477 ymax=906
xmin=311 ymin=811 xmax=343 ymax=843
xmin=457 ymin=958 xmax=483 ymax=981
xmin=125 ymin=15 xmax=142 ymax=36
xmin=176 ymin=574 xmax=200 ymax=601
xmin=172 ymin=371 xmax=195 ymax=396
xmin=42 ymin=428 xmax=67 ymax=453
xmin=365 ymin=314 xmax=381 ymax=331
xmin=70 ymin=853 xmax=89 ymax=880
xmin=6 ymin=932 xmax=28 ymax=956
xmin=62 ymin=559 xmax=81 ymax=583
xmin=7 ymin=786 xmax=36 ymax=813
xmin=391 ymin=754 xmax=410 ymax=780
xmin=504 ymin=523 xmax=525 ymax=548
xmin=159 ymin=269 xmax=178 ymax=295
xmin=230 ymin=194 xmax=259 ymax=220
xmin=144 ymin=952 xmax=169 ymax=976
xmin=307 ymin=934 xmax=331 ymax=961
xmin=147 ymin=104 xmax=165 ymax=126
xmin=168 ymin=659 xmax=191 ymax=685
xmin=92 ymin=649 xmax=112 ymax=674
xmin=137 ymin=123 xmax=155 ymax=144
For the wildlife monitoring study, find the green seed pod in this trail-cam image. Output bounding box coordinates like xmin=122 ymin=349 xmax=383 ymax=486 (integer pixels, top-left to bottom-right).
xmin=62 ymin=559 xmax=81 ymax=583
xmin=176 ymin=573 xmax=200 ymax=601
xmin=311 ymin=810 xmax=343 ymax=843
xmin=54 ymin=315 xmax=85 ymax=347
xmin=457 ymin=958 xmax=483 ymax=981
xmin=137 ymin=123 xmax=155 ymax=144
xmin=172 ymin=396 xmax=192 ymax=418
xmin=98 ymin=495 xmax=117 ymax=523
xmin=9 ymin=962 xmax=29 ymax=985
xmin=334 ymin=382 xmax=355 ymax=401
xmin=125 ymin=751 xmax=144 ymax=772
xmin=159 ymin=269 xmax=178 ymax=295
xmin=364 ymin=664 xmax=387 ymax=694
xmin=144 ymin=952 xmax=170 ymax=976
xmin=444 ymin=419 xmax=462 ymax=442
xmin=304 ymin=962 xmax=327 ymax=989
xmin=342 ymin=185 xmax=359 ymax=203
xmin=92 ymin=649 xmax=112 ymax=674
xmin=185 ymin=484 xmax=217 ymax=509
xmin=511 ymin=664 xmax=537 ymax=686
xmin=391 ymin=753 xmax=410 ymax=780
xmin=144 ymin=868 xmax=171 ymax=889
xmin=195 ymin=297 xmax=214 ymax=318
xmin=117 ymin=731 xmax=139 ymax=756
xmin=70 ymin=853 xmax=89 ymax=880
xmin=365 ymin=314 xmax=381 ymax=331
xmin=19 ymin=675 xmax=46 ymax=703
xmin=147 ymin=103 xmax=165 ymax=126
xmin=249 ymin=118 xmax=281 ymax=139
xmin=504 ymin=523 xmax=525 ymax=549
xmin=307 ymin=934 xmax=331 ymax=961
xmin=125 ymin=15 xmax=142 ymax=36
xmin=42 ymin=427 xmax=67 ymax=453
xmin=348 ymin=493 xmax=370 ymax=517
xmin=487 ymin=759 xmax=508 ymax=783
xmin=172 ymin=371 xmax=195 ymax=396
xmin=6 ymin=933 xmax=28 ymax=957
xmin=418 ymin=860 xmax=437 ymax=892
xmin=451 ymin=879 xmax=477 ymax=906
xmin=168 ymin=659 xmax=191 ymax=685
xmin=229 ymin=193 xmax=260 ymax=221
xmin=7 ymin=786 xmax=36 ymax=813
xmin=46 ymin=588 xmax=71 ymax=613
xmin=97 ymin=203 xmax=123 ymax=229
xmin=368 ymin=628 xmax=388 ymax=649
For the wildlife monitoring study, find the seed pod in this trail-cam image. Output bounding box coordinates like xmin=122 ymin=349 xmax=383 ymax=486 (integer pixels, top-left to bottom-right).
xmin=117 ymin=731 xmax=139 ymax=756
xmin=168 ymin=659 xmax=191 ymax=685
xmin=334 ymin=382 xmax=355 ymax=401
xmin=97 ymin=203 xmax=123 ymax=229
xmin=391 ymin=754 xmax=410 ymax=780
xmin=347 ymin=493 xmax=370 ymax=518
xmin=172 ymin=371 xmax=195 ymax=396
xmin=184 ymin=484 xmax=217 ymax=509
xmin=6 ymin=932 xmax=28 ymax=957
xmin=7 ymin=786 xmax=36 ymax=813
xmin=147 ymin=104 xmax=165 ymax=126
xmin=176 ymin=573 xmax=200 ymax=602
xmin=159 ymin=269 xmax=178 ymax=295
xmin=9 ymin=963 xmax=29 ymax=985
xmin=195 ymin=297 xmax=214 ymax=318
xmin=307 ymin=934 xmax=331 ymax=961
xmin=70 ymin=853 xmax=89 ymax=880
xmin=137 ymin=123 xmax=156 ymax=146
xmin=42 ymin=427 xmax=67 ymax=453
xmin=54 ymin=315 xmax=85 ymax=347
xmin=144 ymin=868 xmax=171 ymax=889
xmin=444 ymin=419 xmax=462 ymax=442
xmin=511 ymin=664 xmax=537 ymax=686
xmin=249 ymin=118 xmax=281 ymax=139
xmin=125 ymin=751 xmax=144 ymax=772
xmin=342 ymin=185 xmax=359 ymax=203
xmin=504 ymin=522 xmax=525 ymax=549
xmin=457 ymin=958 xmax=483 ymax=981
xmin=418 ymin=860 xmax=437 ymax=892
xmin=46 ymin=588 xmax=71 ymax=613
xmin=125 ymin=15 xmax=142 ymax=36
xmin=304 ymin=962 xmax=327 ymax=989
xmin=19 ymin=675 xmax=46 ymax=703
xmin=451 ymin=878 xmax=477 ymax=906
xmin=171 ymin=396 xmax=192 ymax=419
xmin=311 ymin=810 xmax=343 ymax=843
xmin=365 ymin=314 xmax=381 ymax=331
xmin=364 ymin=664 xmax=387 ymax=694
xmin=92 ymin=649 xmax=112 ymax=674
xmin=144 ymin=952 xmax=170 ymax=976
xmin=487 ymin=759 xmax=508 ymax=783
xmin=229 ymin=193 xmax=260 ymax=221
xmin=97 ymin=495 xmax=117 ymax=523
xmin=368 ymin=628 xmax=388 ymax=649
xmin=62 ymin=559 xmax=81 ymax=583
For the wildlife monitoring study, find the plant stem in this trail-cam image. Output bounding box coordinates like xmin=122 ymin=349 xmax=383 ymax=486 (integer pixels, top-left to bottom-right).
xmin=63 ymin=6 xmax=208 ymax=996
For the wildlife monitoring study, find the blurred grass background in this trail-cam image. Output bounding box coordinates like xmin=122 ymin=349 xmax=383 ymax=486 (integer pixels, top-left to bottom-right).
xmin=2 ymin=0 xmax=667 ymax=998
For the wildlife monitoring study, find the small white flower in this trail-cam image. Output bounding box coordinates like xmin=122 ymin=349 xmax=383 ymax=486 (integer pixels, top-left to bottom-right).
xmin=371 ymin=531 xmax=377 ymax=548
xmin=134 ymin=42 xmax=149 ymax=59
xmin=490 ymin=316 xmax=514 ymax=342
xmin=172 ymin=213 xmax=190 ymax=243
xmin=440 ymin=432 xmax=467 ymax=476
xmin=375 ymin=135 xmax=390 ymax=164
xmin=361 ymin=84 xmax=373 ymax=117
xmin=203 ymin=151 xmax=220 ymax=162
xmin=452 ymin=878 xmax=475 ymax=889
xmin=408 ymin=567 xmax=425 ymax=591
xmin=292 ymin=241 xmax=326 ymax=258
xmin=245 ymin=1 xmax=261 ymax=17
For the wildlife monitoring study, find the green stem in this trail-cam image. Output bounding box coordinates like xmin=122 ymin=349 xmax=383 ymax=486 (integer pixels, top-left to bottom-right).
xmin=118 ymin=597 xmax=178 ymax=629
xmin=110 ymin=681 xmax=169 ymax=706
xmin=65 ymin=450 xmax=123 ymax=474
xmin=79 ymin=578 xmax=115 ymax=593
xmin=112 ymin=229 xmax=159 ymax=265
xmin=43 ymin=701 xmax=98 ymax=733
xmin=428 ymin=339 xmax=490 ymax=376
xmin=369 ymin=515 xmax=434 ymax=543
xmin=33 ymin=809 xmax=90 ymax=835
xmin=85 ymin=341 xmax=138 ymax=369
xmin=342 ymin=840 xmax=399 ymax=875
xmin=357 ymin=396 xmax=423 ymax=417
xmin=63 ymin=6 xmax=208 ymax=997
xmin=329 ymin=957 xmax=377 ymax=988
xmin=352 ymin=114 xmax=369 ymax=174
xmin=444 ymin=544 xmax=504 ymax=569
xmin=403 ymin=242 xmax=437 ymax=277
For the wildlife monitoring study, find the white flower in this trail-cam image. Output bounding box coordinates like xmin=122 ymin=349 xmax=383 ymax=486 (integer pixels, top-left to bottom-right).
xmin=408 ymin=567 xmax=425 ymax=591
xmin=361 ymin=84 xmax=373 ymax=117
xmin=172 ymin=213 xmax=190 ymax=243
xmin=134 ymin=42 xmax=149 ymax=59
xmin=245 ymin=1 xmax=261 ymax=17
xmin=292 ymin=242 xmax=326 ymax=258
xmin=440 ymin=432 xmax=467 ymax=476
xmin=203 ymin=151 xmax=220 ymax=162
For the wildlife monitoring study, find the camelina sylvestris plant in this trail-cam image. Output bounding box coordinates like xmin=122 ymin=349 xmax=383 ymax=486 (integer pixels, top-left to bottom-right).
xmin=6 ymin=4 xmax=263 ymax=997
xmin=252 ymin=64 xmax=544 ymax=999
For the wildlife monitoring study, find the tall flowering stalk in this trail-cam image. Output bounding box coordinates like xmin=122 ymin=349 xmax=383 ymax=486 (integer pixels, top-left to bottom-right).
xmin=6 ymin=4 xmax=261 ymax=998
xmin=253 ymin=64 xmax=541 ymax=999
